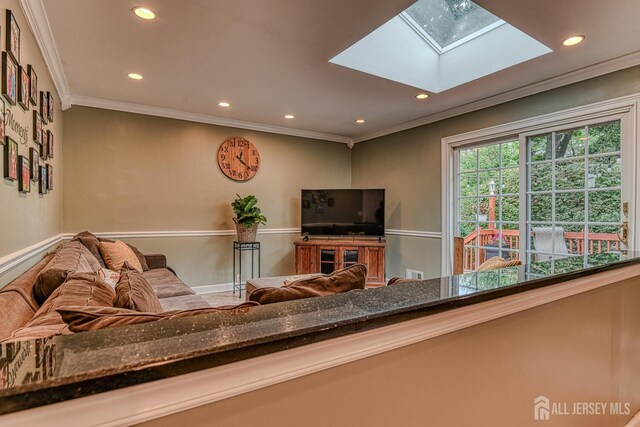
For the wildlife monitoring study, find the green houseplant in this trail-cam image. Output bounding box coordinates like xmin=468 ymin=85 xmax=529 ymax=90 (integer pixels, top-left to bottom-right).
xmin=232 ymin=194 xmax=267 ymax=242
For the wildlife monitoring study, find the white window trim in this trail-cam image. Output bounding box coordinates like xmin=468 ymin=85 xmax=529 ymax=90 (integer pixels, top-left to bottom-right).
xmin=441 ymin=93 xmax=640 ymax=276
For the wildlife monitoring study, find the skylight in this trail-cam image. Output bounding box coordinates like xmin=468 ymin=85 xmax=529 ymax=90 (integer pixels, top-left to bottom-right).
xmin=404 ymin=0 xmax=501 ymax=50
xmin=330 ymin=0 xmax=551 ymax=93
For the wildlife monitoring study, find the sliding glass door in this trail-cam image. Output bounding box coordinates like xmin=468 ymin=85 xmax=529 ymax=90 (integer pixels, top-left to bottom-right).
xmin=455 ymin=117 xmax=631 ymax=273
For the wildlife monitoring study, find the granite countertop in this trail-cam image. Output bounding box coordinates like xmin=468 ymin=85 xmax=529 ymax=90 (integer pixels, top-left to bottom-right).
xmin=0 ymin=251 xmax=639 ymax=415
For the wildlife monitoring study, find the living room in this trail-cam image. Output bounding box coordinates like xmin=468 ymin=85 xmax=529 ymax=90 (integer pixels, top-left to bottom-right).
xmin=1 ymin=0 xmax=640 ymax=426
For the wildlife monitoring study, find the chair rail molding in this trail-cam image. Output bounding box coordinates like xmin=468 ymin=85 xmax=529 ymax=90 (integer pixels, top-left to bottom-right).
xmin=2 ymin=263 xmax=638 ymax=427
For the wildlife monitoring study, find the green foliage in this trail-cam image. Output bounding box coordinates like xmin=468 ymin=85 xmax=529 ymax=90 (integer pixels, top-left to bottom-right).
xmin=458 ymin=122 xmax=622 ymax=242
xmin=231 ymin=194 xmax=267 ymax=228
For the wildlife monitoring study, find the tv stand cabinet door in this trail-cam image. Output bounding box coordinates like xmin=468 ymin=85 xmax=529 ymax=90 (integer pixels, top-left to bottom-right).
xmin=295 ymin=245 xmax=319 ymax=274
xmin=364 ymin=246 xmax=385 ymax=286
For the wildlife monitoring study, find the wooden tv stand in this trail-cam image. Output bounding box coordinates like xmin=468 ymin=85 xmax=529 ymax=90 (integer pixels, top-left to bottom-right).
xmin=294 ymin=238 xmax=386 ymax=287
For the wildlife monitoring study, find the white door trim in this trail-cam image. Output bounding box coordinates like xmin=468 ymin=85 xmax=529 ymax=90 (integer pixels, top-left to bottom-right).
xmin=441 ymin=93 xmax=640 ymax=276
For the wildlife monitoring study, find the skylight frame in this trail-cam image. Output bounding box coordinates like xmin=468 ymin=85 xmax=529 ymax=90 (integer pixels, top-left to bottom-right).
xmin=399 ymin=11 xmax=506 ymax=54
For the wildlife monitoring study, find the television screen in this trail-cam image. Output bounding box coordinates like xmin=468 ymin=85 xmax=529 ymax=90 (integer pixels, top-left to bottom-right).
xmin=301 ymin=189 xmax=385 ymax=237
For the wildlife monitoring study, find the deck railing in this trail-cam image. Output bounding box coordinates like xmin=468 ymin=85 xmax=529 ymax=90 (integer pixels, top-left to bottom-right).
xmin=462 ymin=229 xmax=621 ymax=271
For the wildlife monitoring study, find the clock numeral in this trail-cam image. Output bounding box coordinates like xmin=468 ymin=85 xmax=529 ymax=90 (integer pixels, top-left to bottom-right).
xmin=231 ymin=170 xmax=237 ymax=176
xmin=238 ymin=172 xmax=243 ymax=179
xmin=250 ymin=166 xmax=257 ymax=171
xmin=223 ymin=147 xmax=229 ymax=153
xmin=224 ymin=163 xmax=231 ymax=169
xmin=220 ymin=154 xmax=226 ymax=161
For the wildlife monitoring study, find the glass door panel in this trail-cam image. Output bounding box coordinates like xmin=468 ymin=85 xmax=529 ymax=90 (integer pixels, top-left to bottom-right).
xmin=342 ymin=248 xmax=360 ymax=268
xmin=526 ymin=121 xmax=627 ymax=275
xmin=320 ymin=248 xmax=336 ymax=274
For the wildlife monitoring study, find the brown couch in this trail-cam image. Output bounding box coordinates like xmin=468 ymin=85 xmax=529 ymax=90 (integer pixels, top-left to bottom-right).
xmin=0 ymin=233 xmax=210 ymax=342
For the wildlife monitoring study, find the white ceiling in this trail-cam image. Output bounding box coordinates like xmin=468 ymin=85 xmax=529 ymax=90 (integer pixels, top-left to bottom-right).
xmin=38 ymin=0 xmax=640 ymax=142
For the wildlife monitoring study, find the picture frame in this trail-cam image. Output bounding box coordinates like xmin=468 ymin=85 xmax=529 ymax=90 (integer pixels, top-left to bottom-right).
xmin=47 ymin=130 xmax=53 ymax=158
xmin=18 ymin=155 xmax=30 ymax=193
xmin=39 ymin=91 xmax=48 ymax=124
xmin=28 ymin=65 xmax=37 ymax=106
xmin=2 ymin=52 xmax=17 ymax=106
xmin=0 ymin=97 xmax=4 ymax=145
xmin=18 ymin=65 xmax=29 ymax=110
xmin=47 ymin=91 xmax=53 ymax=122
xmin=0 ymin=97 xmax=5 ymax=123
xmin=40 ymin=130 xmax=48 ymax=159
xmin=38 ymin=165 xmax=47 ymax=194
xmin=6 ymin=10 xmax=20 ymax=63
xmin=33 ymin=111 xmax=42 ymax=144
xmin=29 ymin=147 xmax=39 ymax=182
xmin=4 ymin=137 xmax=18 ymax=180
xmin=46 ymin=164 xmax=52 ymax=191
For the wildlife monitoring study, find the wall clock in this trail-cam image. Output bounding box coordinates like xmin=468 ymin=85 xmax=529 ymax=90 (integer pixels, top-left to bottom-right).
xmin=217 ymin=137 xmax=260 ymax=181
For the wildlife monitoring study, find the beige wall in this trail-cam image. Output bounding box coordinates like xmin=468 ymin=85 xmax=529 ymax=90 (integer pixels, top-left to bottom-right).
xmin=352 ymin=66 xmax=640 ymax=279
xmin=138 ymin=276 xmax=640 ymax=427
xmin=0 ymin=0 xmax=63 ymax=285
xmin=62 ymin=107 xmax=351 ymax=284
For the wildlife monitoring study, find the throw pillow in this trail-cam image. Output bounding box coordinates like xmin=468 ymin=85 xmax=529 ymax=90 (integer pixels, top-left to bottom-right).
xmin=34 ymin=241 xmax=102 ymax=305
xmin=57 ymin=302 xmax=259 ymax=332
xmin=72 ymin=231 xmax=106 ymax=268
xmin=477 ymin=257 xmax=522 ymax=272
xmin=114 ymin=263 xmax=163 ymax=313
xmin=98 ymin=268 xmax=120 ymax=288
xmin=99 ymin=240 xmax=144 ymax=273
xmin=249 ymin=263 xmax=367 ymax=305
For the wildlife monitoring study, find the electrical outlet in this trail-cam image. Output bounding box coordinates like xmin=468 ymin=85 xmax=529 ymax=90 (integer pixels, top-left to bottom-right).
xmin=405 ymin=269 xmax=424 ymax=280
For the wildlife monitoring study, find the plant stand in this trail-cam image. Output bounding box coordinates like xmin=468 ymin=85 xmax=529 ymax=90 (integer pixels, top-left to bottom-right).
xmin=233 ymin=241 xmax=261 ymax=298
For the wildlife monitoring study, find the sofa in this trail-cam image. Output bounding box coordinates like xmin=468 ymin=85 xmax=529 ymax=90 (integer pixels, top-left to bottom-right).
xmin=0 ymin=232 xmax=211 ymax=342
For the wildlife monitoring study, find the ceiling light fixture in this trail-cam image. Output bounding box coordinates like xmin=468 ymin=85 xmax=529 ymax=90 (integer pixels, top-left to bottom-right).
xmin=416 ymin=93 xmax=429 ymax=100
xmin=562 ymin=35 xmax=585 ymax=46
xmin=127 ymin=73 xmax=143 ymax=80
xmin=132 ymin=7 xmax=155 ymax=20
xmin=218 ymin=102 xmax=230 ymax=107
xmin=355 ymin=119 xmax=366 ymax=124
xmin=284 ymin=114 xmax=294 ymax=119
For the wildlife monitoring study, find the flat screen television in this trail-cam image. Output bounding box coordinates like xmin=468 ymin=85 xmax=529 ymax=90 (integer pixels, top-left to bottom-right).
xmin=301 ymin=189 xmax=385 ymax=237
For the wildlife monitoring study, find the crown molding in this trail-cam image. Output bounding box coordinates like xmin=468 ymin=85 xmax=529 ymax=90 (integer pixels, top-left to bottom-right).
xmin=20 ymin=0 xmax=640 ymax=145
xmin=68 ymin=95 xmax=351 ymax=143
xmin=19 ymin=0 xmax=71 ymax=108
xmin=353 ymin=51 xmax=640 ymax=143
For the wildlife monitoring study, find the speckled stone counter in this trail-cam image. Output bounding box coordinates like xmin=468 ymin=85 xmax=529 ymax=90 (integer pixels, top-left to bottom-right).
xmin=0 ymin=251 xmax=638 ymax=415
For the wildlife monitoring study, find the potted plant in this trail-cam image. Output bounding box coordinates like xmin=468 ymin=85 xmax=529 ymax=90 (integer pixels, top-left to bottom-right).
xmin=232 ymin=194 xmax=267 ymax=242
xmin=484 ymin=233 xmax=509 ymax=259
xmin=471 ymin=201 xmax=490 ymax=221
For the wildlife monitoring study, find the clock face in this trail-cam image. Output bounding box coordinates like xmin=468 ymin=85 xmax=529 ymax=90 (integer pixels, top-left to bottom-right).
xmin=217 ymin=137 xmax=260 ymax=181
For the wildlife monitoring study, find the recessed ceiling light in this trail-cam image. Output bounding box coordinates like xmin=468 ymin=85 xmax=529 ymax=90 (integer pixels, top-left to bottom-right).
xmin=563 ymin=35 xmax=585 ymax=46
xmin=416 ymin=93 xmax=429 ymax=100
xmin=127 ymin=73 xmax=143 ymax=80
xmin=218 ymin=102 xmax=230 ymax=107
xmin=132 ymin=6 xmax=155 ymax=20
xmin=355 ymin=119 xmax=366 ymax=124
xmin=284 ymin=114 xmax=294 ymax=119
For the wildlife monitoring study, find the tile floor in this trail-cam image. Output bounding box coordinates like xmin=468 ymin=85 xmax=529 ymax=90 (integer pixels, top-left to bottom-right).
xmin=200 ymin=290 xmax=246 ymax=306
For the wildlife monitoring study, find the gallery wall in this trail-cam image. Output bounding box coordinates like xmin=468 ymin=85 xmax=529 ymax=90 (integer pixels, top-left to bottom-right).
xmin=352 ymin=65 xmax=640 ymax=279
xmin=62 ymin=106 xmax=351 ymax=286
xmin=0 ymin=0 xmax=63 ymax=286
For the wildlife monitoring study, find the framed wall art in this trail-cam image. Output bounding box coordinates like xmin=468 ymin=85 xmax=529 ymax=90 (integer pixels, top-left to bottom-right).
xmin=39 ymin=91 xmax=48 ymax=124
xmin=0 ymin=98 xmax=6 ymax=145
xmin=47 ymin=91 xmax=53 ymax=122
xmin=33 ymin=111 xmax=42 ymax=144
xmin=2 ymin=52 xmax=17 ymax=105
xmin=18 ymin=65 xmax=29 ymax=110
xmin=28 ymin=65 xmax=37 ymax=106
xmin=46 ymin=164 xmax=52 ymax=190
xmin=40 ymin=130 xmax=48 ymax=159
xmin=6 ymin=10 xmax=20 ymax=63
xmin=38 ymin=165 xmax=47 ymax=194
xmin=4 ymin=136 xmax=18 ymax=180
xmin=47 ymin=130 xmax=53 ymax=158
xmin=30 ymin=147 xmax=39 ymax=182
xmin=18 ymin=155 xmax=30 ymax=193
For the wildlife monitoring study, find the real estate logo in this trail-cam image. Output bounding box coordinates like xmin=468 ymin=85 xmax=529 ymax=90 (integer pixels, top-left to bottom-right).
xmin=534 ymin=395 xmax=550 ymax=421
xmin=533 ymin=395 xmax=631 ymax=421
